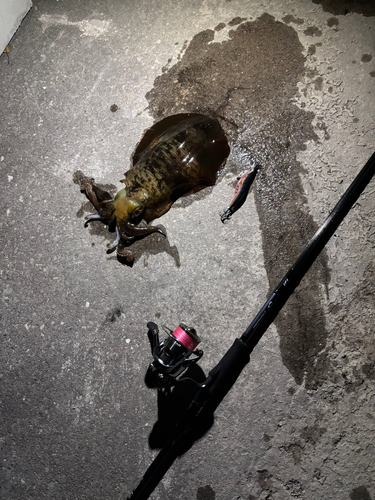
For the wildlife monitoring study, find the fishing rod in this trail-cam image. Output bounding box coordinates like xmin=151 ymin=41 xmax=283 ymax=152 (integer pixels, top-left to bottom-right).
xmin=127 ymin=151 xmax=375 ymax=500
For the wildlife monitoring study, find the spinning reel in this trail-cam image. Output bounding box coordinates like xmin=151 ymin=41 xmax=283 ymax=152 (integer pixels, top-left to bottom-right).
xmin=145 ymin=322 xmax=204 ymax=389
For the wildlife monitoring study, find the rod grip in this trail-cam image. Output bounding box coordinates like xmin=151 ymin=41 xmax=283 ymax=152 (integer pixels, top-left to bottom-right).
xmin=203 ymin=338 xmax=251 ymax=413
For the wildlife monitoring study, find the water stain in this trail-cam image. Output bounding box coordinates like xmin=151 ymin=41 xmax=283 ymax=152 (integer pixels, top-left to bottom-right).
xmin=315 ymin=76 xmax=324 ymax=90
xmin=105 ymin=306 xmax=123 ymax=323
xmin=285 ymin=479 xmax=303 ymax=497
xmin=197 ymin=484 xmax=216 ymax=500
xmin=308 ymin=44 xmax=317 ymax=55
xmin=215 ymin=23 xmax=226 ymax=31
xmin=146 ymin=13 xmax=330 ymax=389
xmin=282 ymin=15 xmax=304 ymax=25
xmin=281 ymin=415 xmax=327 ymax=463
xmin=282 ymin=441 xmax=304 ymax=464
xmin=332 ymin=260 xmax=375 ymax=392
xmin=362 ymin=361 xmax=375 ymax=380
xmin=257 ymin=469 xmax=273 ymax=490
xmin=304 ymin=26 xmax=323 ymax=36
xmin=327 ymin=16 xmax=339 ymax=27
xmin=361 ymin=53 xmax=373 ymax=63
xmin=228 ymin=17 xmax=247 ymax=26
xmin=312 ymin=0 xmax=375 ymax=17
xmin=350 ymin=485 xmax=373 ymax=500
xmin=300 ymin=422 xmax=327 ymax=444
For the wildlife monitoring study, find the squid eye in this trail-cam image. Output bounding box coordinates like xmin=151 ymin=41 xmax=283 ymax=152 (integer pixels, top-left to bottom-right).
xmin=132 ymin=207 xmax=143 ymax=217
xmin=128 ymin=200 xmax=144 ymax=219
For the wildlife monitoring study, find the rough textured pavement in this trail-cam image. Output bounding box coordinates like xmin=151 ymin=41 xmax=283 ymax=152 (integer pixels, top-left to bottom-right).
xmin=1 ymin=0 xmax=374 ymax=499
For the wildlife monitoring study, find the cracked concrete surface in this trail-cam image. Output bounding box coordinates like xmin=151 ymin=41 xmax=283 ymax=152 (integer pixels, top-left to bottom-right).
xmin=0 ymin=1 xmax=374 ymax=499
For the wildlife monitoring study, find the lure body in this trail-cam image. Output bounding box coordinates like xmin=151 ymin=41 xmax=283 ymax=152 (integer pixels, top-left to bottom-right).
xmin=220 ymin=164 xmax=259 ymax=223
xmin=82 ymin=113 xmax=230 ymax=261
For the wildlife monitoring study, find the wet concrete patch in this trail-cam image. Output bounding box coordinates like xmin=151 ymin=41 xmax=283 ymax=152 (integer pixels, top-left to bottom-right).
xmin=304 ymin=26 xmax=323 ymax=36
xmin=282 ymin=15 xmax=304 ymax=25
xmin=312 ymin=0 xmax=375 ymax=17
xmin=105 ymin=306 xmax=123 ymax=323
xmin=196 ymin=484 xmax=216 ymax=499
xmin=281 ymin=414 xmax=327 ymax=464
xmin=285 ymin=479 xmax=303 ymax=497
xmin=257 ymin=469 xmax=273 ymax=490
xmin=350 ymin=485 xmax=373 ymax=500
xmin=228 ymin=17 xmax=247 ymax=26
xmin=327 ymin=16 xmax=339 ymax=27
xmin=361 ymin=53 xmax=373 ymax=63
xmin=146 ymin=13 xmax=330 ymax=389
xmin=308 ymin=44 xmax=317 ymax=55
xmin=330 ymin=259 xmax=375 ymax=393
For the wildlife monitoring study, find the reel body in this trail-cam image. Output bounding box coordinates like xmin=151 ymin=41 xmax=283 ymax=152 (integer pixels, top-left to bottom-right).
xmin=145 ymin=322 xmax=203 ymax=389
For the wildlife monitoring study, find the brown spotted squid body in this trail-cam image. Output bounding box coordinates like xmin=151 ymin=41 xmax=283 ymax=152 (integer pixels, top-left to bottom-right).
xmin=82 ymin=113 xmax=230 ymax=261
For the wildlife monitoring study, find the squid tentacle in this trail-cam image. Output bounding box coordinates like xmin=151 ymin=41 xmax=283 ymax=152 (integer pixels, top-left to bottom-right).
xmin=117 ymin=224 xmax=136 ymax=242
xmin=84 ymin=213 xmax=106 ymax=227
xmin=120 ymin=221 xmax=166 ymax=238
xmin=116 ymin=239 xmax=135 ymax=263
xmin=82 ymin=183 xmax=115 ymax=220
xmin=106 ymin=227 xmax=121 ymax=252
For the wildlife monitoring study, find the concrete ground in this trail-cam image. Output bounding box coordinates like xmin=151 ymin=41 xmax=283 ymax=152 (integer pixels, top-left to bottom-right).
xmin=1 ymin=0 xmax=374 ymax=499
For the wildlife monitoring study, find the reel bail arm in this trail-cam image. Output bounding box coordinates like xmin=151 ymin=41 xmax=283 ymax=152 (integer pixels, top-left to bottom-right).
xmin=145 ymin=322 xmax=203 ymax=389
